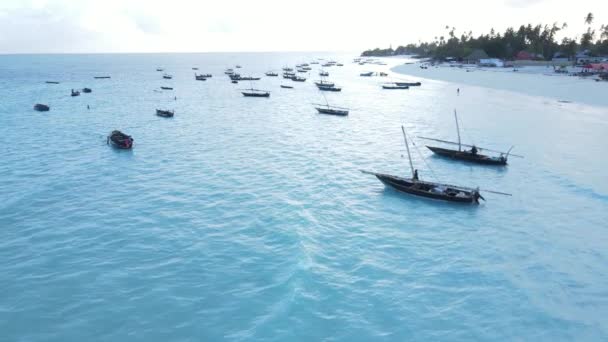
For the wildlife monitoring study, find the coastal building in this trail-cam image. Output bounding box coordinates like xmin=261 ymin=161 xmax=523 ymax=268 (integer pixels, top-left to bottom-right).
xmin=464 ymin=49 xmax=489 ymax=64
xmin=479 ymin=58 xmax=504 ymax=67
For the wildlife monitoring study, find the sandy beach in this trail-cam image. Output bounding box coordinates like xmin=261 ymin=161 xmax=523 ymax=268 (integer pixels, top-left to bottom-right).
xmin=391 ymin=62 xmax=608 ymax=108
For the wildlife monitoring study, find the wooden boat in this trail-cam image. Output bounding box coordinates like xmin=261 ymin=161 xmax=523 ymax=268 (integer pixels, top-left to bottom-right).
xmin=195 ymin=74 xmax=207 ymax=81
xmin=82 ymin=88 xmax=92 ymax=93
xmin=283 ymin=72 xmax=295 ymax=79
xmin=314 ymin=80 xmax=335 ymax=87
xmin=107 ymin=130 xmax=133 ymax=149
xmin=71 ymin=89 xmax=80 ymax=97
xmin=239 ymin=76 xmax=261 ymax=81
xmin=360 ymin=72 xmax=373 ymax=77
xmin=361 ymin=126 xmax=490 ymax=204
xmin=336 ymin=63 xmax=344 ymax=66
xmin=395 ymin=81 xmax=421 ymax=86
xmin=156 ymin=109 xmax=174 ymax=118
xmin=265 ymin=71 xmax=279 ymax=77
xmin=192 ymin=67 xmax=199 ymax=70
xmin=232 ymin=80 xmax=238 ymax=84
xmin=156 ymin=68 xmax=164 ymax=72
xmin=34 ymin=104 xmax=50 ymax=111
xmin=235 ymin=65 xmax=242 ymax=68
xmin=291 ymin=76 xmax=306 ymax=82
xmin=282 ymin=67 xmax=293 ymax=72
xmin=45 ymin=81 xmax=60 ymax=84
xmin=418 ymin=110 xmax=523 ymax=165
xmin=163 ymin=75 xmax=172 ymax=79
xmin=200 ymin=74 xmax=212 ymax=78
xmin=94 ymin=76 xmax=111 ymax=79
xmin=314 ymin=105 xmax=348 ymax=115
xmin=161 ymin=86 xmax=173 ymax=90
xmin=317 ymin=85 xmax=341 ymax=92
xmin=319 ymin=71 xmax=329 ymax=77
xmin=280 ymin=85 xmax=293 ymax=89
xmin=241 ymin=88 xmax=270 ymax=97
xmin=379 ymin=72 xmax=388 ymax=76
xmin=382 ymin=84 xmax=409 ymax=90
xmin=297 ymin=69 xmax=307 ymax=73
xmin=225 ymin=69 xmax=235 ymax=75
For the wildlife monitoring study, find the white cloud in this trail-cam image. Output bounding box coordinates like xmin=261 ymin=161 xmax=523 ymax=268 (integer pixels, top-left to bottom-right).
xmin=0 ymin=0 xmax=607 ymax=53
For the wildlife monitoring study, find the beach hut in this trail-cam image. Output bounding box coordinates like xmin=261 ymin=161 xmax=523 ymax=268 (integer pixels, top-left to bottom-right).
xmin=464 ymin=49 xmax=489 ymax=64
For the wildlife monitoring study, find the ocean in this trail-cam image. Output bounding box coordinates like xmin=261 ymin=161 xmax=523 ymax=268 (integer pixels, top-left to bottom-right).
xmin=1 ymin=52 xmax=607 ymax=341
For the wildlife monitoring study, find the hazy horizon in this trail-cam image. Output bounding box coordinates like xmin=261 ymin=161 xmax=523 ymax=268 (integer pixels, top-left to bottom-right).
xmin=1 ymin=0 xmax=607 ymax=54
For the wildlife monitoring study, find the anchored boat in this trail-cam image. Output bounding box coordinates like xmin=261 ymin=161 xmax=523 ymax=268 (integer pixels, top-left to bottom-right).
xmin=107 ymin=130 xmax=133 ymax=149
xmin=156 ymin=109 xmax=174 ymax=118
xmin=418 ymin=110 xmax=523 ymax=165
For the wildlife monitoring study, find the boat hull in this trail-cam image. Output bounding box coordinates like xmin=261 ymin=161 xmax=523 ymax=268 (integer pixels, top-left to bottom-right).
xmin=372 ymin=173 xmax=478 ymax=204
xmin=242 ymin=92 xmax=270 ymax=97
xmin=315 ymin=108 xmax=348 ymax=116
xmin=427 ymin=146 xmax=507 ymax=165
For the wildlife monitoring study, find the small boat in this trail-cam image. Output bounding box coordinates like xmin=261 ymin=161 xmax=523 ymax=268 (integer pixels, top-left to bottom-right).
xmin=201 ymin=74 xmax=212 ymax=78
xmin=71 ymin=89 xmax=80 ymax=97
xmin=241 ymin=88 xmax=270 ymax=97
xmin=239 ymin=76 xmax=261 ymax=81
xmin=317 ymin=85 xmax=341 ymax=92
xmin=314 ymin=80 xmax=335 ymax=87
xmin=395 ymin=81 xmax=422 ymax=87
xmin=195 ymin=74 xmax=207 ymax=81
xmin=361 ymin=127 xmax=493 ymax=204
xmin=107 ymin=130 xmax=133 ymax=149
xmin=382 ymin=84 xmax=409 ymax=90
xmin=45 ymin=81 xmax=60 ymax=84
xmin=156 ymin=68 xmax=164 ymax=72
xmin=379 ymin=72 xmax=388 ymax=76
xmin=192 ymin=67 xmax=199 ymax=70
xmin=94 ymin=76 xmax=111 ymax=79
xmin=163 ymin=75 xmax=173 ymax=79
xmin=82 ymin=87 xmax=92 ymax=93
xmin=235 ymin=65 xmax=242 ymax=68
xmin=313 ymin=104 xmax=349 ymax=116
xmin=230 ymin=74 xmax=242 ymax=80
xmin=265 ymin=71 xmax=279 ymax=77
xmin=336 ymin=63 xmax=344 ymax=66
xmin=232 ymin=80 xmax=238 ymax=84
xmin=225 ymin=69 xmax=235 ymax=75
xmin=282 ymin=67 xmax=293 ymax=72
xmin=418 ymin=110 xmax=523 ymax=165
xmin=34 ymin=104 xmax=50 ymax=111
xmin=297 ymin=69 xmax=307 ymax=73
xmin=319 ymin=71 xmax=329 ymax=77
xmin=156 ymin=109 xmax=174 ymax=118
xmin=360 ymin=72 xmax=373 ymax=77
xmin=283 ymin=72 xmax=295 ymax=79
xmin=280 ymin=85 xmax=293 ymax=89
xmin=161 ymin=86 xmax=173 ymax=90
xmin=291 ymin=76 xmax=306 ymax=82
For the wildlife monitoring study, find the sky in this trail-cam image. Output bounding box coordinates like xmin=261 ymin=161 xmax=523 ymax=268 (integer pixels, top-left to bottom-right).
xmin=0 ymin=0 xmax=607 ymax=54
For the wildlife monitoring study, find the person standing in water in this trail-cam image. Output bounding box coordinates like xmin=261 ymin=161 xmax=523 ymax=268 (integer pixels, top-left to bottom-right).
xmin=457 ymin=88 xmax=460 ymax=95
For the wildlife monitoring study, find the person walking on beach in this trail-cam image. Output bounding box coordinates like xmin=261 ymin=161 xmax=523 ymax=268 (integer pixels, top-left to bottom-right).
xmin=457 ymin=88 xmax=460 ymax=96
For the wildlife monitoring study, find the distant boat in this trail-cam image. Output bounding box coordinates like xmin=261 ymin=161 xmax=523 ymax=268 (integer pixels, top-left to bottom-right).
xmin=94 ymin=76 xmax=111 ymax=79
xmin=361 ymin=126 xmax=491 ymax=204
xmin=71 ymin=89 xmax=80 ymax=97
xmin=418 ymin=110 xmax=523 ymax=165
xmin=45 ymin=81 xmax=60 ymax=84
xmin=34 ymin=104 xmax=50 ymax=112
xmin=235 ymin=65 xmax=242 ymax=68
xmin=161 ymin=86 xmax=173 ymax=90
xmin=282 ymin=67 xmax=293 ymax=71
xmin=232 ymin=80 xmax=238 ymax=84
xmin=265 ymin=71 xmax=279 ymax=77
xmin=297 ymin=69 xmax=307 ymax=73
xmin=395 ymin=81 xmax=421 ymax=87
xmin=336 ymin=63 xmax=344 ymax=66
xmin=156 ymin=68 xmax=164 ymax=72
xmin=239 ymin=76 xmax=261 ymax=81
xmin=200 ymin=74 xmax=212 ymax=78
xmin=317 ymin=85 xmax=341 ymax=92
xmin=163 ymin=74 xmax=173 ymax=79
xmin=280 ymin=85 xmax=293 ymax=89
xmin=283 ymin=72 xmax=295 ymax=79
xmin=314 ymin=80 xmax=335 ymax=87
xmin=225 ymin=69 xmax=235 ymax=75
xmin=360 ymin=72 xmax=373 ymax=77
xmin=379 ymin=72 xmax=388 ymax=76
xmin=156 ymin=109 xmax=174 ymax=118
xmin=107 ymin=130 xmax=133 ymax=149
xmin=192 ymin=67 xmax=199 ymax=70
xmin=291 ymin=75 xmax=306 ymax=82
xmin=313 ymin=93 xmax=348 ymax=116
xmin=241 ymin=88 xmax=270 ymax=97
xmin=319 ymin=70 xmax=329 ymax=77
xmin=82 ymin=87 xmax=92 ymax=93
xmin=195 ymin=74 xmax=207 ymax=81
xmin=382 ymin=84 xmax=409 ymax=90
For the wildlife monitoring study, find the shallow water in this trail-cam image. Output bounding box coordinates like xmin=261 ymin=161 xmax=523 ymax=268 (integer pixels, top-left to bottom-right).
xmin=1 ymin=53 xmax=607 ymax=341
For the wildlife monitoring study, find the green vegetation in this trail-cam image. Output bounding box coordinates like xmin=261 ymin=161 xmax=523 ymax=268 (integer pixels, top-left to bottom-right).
xmin=362 ymin=13 xmax=608 ymax=60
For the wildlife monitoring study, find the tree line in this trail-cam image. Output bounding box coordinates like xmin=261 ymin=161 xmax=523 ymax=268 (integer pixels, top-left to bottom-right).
xmin=361 ymin=13 xmax=608 ymax=61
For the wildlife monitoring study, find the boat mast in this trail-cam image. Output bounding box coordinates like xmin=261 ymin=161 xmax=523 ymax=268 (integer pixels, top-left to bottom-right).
xmin=454 ymin=109 xmax=462 ymax=151
xmin=401 ymin=126 xmax=415 ymax=178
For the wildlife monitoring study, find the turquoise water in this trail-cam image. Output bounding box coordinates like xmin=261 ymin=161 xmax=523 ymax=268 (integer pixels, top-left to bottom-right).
xmin=1 ymin=53 xmax=607 ymax=341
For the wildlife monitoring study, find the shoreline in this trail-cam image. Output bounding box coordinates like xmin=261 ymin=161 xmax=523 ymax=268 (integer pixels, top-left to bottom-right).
xmin=390 ymin=62 xmax=608 ymax=108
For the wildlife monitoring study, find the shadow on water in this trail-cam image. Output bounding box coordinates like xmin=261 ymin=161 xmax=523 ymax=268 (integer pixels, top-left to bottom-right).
xmin=428 ymin=154 xmax=509 ymax=173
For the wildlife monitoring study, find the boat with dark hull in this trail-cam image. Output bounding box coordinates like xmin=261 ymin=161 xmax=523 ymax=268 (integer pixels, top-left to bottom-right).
xmin=156 ymin=109 xmax=174 ymax=118
xmin=291 ymin=76 xmax=306 ymax=82
xmin=82 ymin=88 xmax=92 ymax=93
xmin=163 ymin=75 xmax=173 ymax=79
xmin=360 ymin=126 xmax=502 ymax=204
xmin=395 ymin=81 xmax=421 ymax=87
xmin=71 ymin=89 xmax=80 ymax=97
xmin=314 ymin=80 xmax=335 ymax=87
xmin=94 ymin=76 xmax=111 ymax=79
xmin=419 ymin=110 xmax=523 ymax=165
xmin=107 ymin=130 xmax=133 ymax=149
xmin=382 ymin=84 xmax=409 ymax=89
xmin=45 ymin=81 xmax=60 ymax=84
xmin=317 ymin=85 xmax=341 ymax=92
xmin=314 ymin=105 xmax=349 ymax=115
xmin=280 ymin=85 xmax=294 ymax=89
xmin=241 ymin=88 xmax=270 ymax=97
xmin=34 ymin=104 xmax=50 ymax=112
xmin=161 ymin=86 xmax=173 ymax=90
xmin=195 ymin=74 xmax=207 ymax=81
xmin=265 ymin=71 xmax=279 ymax=77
